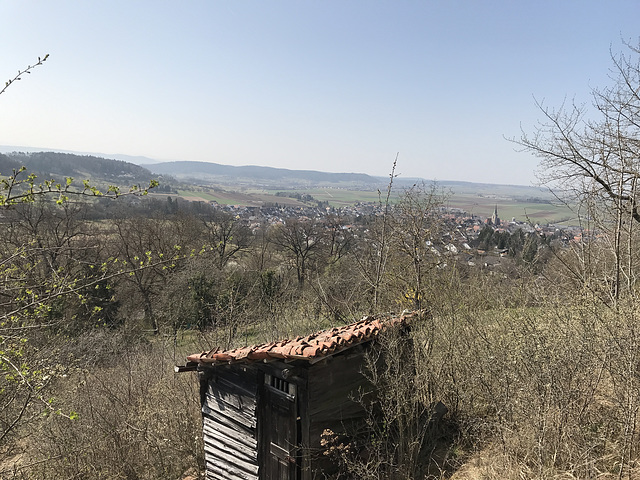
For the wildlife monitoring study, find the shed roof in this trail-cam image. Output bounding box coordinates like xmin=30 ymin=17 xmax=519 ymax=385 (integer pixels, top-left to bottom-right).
xmin=185 ymin=312 xmax=416 ymax=367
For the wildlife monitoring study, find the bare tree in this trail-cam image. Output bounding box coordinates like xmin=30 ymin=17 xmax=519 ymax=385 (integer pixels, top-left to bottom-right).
xmin=110 ymin=215 xmax=195 ymax=332
xmin=324 ymin=212 xmax=353 ymax=263
xmin=391 ymin=182 xmax=445 ymax=310
xmin=202 ymin=211 xmax=253 ymax=269
xmin=352 ymin=157 xmax=397 ymax=312
xmin=271 ymin=218 xmax=322 ymax=288
xmin=517 ymin=42 xmax=640 ymax=216
xmin=514 ymin=41 xmax=640 ymax=301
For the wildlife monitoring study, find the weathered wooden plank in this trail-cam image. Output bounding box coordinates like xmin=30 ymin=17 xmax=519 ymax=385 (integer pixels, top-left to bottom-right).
xmin=308 ymin=360 xmax=365 ymax=394
xmin=203 ymin=411 xmax=256 ymax=444
xmin=217 ymin=366 xmax=255 ymax=380
xmin=204 ymin=443 xmax=257 ymax=469
xmin=203 ymin=425 xmax=258 ymax=451
xmin=203 ymin=397 xmax=257 ymax=429
xmin=205 ymin=379 xmax=257 ymax=410
xmin=205 ymin=385 xmax=257 ymax=413
xmin=202 ymin=422 xmax=255 ymax=454
xmin=308 ymin=356 xmax=366 ymax=392
xmin=203 ymin=425 xmax=255 ymax=452
xmin=204 ymin=436 xmax=258 ymax=466
xmin=309 ymin=388 xmax=368 ymax=420
xmin=308 ymin=353 xmax=371 ymax=422
xmin=204 ymin=441 xmax=259 ymax=474
xmin=213 ymin=367 xmax=259 ymax=394
xmin=206 ymin=463 xmax=256 ymax=480
xmin=297 ymin=380 xmax=312 ymax=480
xmin=201 ymin=368 xmax=261 ymax=480
xmin=204 ymin=391 xmax=256 ymax=414
xmin=207 ymin=472 xmax=228 ymax=480
xmin=309 ymin=395 xmax=368 ymax=422
xmin=203 ymin=413 xmax=256 ymax=443
xmin=205 ymin=389 xmax=257 ymax=413
xmin=207 ymin=379 xmax=258 ymax=407
xmin=216 ymin=372 xmax=258 ymax=395
xmin=206 ymin=456 xmax=259 ymax=480
xmin=207 ymin=469 xmax=252 ymax=480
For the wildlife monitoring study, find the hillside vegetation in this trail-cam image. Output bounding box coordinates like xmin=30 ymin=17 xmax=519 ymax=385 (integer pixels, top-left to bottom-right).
xmin=0 ymin=160 xmax=608 ymax=480
xmin=0 ymin=170 xmax=636 ymax=479
xmin=3 ymin=42 xmax=640 ymax=479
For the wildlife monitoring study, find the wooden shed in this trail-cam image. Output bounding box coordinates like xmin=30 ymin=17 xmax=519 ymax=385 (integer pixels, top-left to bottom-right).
xmin=180 ymin=312 xmax=416 ymax=480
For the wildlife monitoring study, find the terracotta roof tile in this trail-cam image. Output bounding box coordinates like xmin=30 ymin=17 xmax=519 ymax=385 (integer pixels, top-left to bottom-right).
xmin=186 ymin=312 xmax=415 ymax=366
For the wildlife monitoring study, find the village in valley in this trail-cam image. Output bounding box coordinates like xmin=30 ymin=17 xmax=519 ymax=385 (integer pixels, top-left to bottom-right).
xmin=206 ymin=198 xmax=578 ymax=270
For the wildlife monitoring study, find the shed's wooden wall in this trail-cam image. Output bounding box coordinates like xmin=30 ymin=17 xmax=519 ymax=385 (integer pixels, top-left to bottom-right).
xmin=201 ymin=367 xmax=260 ymax=480
xmin=199 ymin=349 xmax=374 ymax=480
xmin=306 ymin=351 xmax=371 ymax=474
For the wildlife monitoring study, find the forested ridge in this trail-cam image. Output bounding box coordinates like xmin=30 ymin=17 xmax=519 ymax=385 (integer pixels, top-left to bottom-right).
xmin=1 ymin=151 xmax=157 ymax=184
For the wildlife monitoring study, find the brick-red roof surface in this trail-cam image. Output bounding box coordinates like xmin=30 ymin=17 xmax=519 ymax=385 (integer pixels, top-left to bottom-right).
xmin=186 ymin=312 xmax=415 ymax=366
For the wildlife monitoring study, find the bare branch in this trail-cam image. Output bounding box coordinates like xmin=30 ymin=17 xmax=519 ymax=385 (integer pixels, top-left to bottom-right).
xmin=0 ymin=54 xmax=49 ymax=96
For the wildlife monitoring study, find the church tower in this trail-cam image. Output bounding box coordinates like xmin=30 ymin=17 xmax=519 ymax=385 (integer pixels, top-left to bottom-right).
xmin=491 ymin=205 xmax=500 ymax=226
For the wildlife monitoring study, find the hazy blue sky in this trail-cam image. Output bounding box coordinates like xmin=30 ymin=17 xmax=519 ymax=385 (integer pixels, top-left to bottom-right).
xmin=1 ymin=1 xmax=638 ymax=185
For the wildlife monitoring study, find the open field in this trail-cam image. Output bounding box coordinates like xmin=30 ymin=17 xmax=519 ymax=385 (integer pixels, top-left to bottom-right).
xmin=174 ymin=188 xmax=306 ymax=206
xmin=170 ymin=183 xmax=576 ymax=224
xmin=176 ymin=186 xmax=391 ymax=208
xmin=264 ymin=188 xmax=386 ymax=206
xmin=447 ymin=193 xmax=577 ymax=224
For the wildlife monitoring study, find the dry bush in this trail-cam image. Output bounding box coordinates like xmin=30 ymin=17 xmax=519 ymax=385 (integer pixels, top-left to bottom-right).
xmin=322 ymin=279 xmax=640 ymax=480
xmin=323 ymin=316 xmax=451 ymax=480
xmin=425 ymin=296 xmax=640 ymax=479
xmin=9 ymin=339 xmax=204 ymax=480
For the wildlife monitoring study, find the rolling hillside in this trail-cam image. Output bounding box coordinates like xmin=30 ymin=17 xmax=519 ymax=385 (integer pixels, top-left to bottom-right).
xmin=1 ymin=151 xmax=155 ymax=184
xmin=0 ymin=150 xmax=561 ymax=218
xmin=147 ymin=161 xmax=383 ymax=187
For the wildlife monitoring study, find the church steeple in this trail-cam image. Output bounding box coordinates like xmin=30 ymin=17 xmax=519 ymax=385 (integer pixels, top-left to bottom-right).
xmin=491 ymin=205 xmax=500 ymax=226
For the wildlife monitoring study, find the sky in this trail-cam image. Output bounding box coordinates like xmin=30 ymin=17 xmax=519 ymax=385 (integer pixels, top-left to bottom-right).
xmin=1 ymin=1 xmax=639 ymax=186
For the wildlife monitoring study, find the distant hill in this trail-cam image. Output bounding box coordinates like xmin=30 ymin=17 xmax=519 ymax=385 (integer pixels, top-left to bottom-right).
xmin=0 ymin=153 xmax=22 ymax=174
xmin=0 ymin=148 xmax=551 ymax=205
xmin=0 ymin=151 xmax=157 ymax=186
xmin=0 ymin=145 xmax=161 ymax=166
xmin=147 ymin=161 xmax=383 ymax=187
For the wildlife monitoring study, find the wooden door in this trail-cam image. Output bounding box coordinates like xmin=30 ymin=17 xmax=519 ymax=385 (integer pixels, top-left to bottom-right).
xmin=261 ymin=374 xmax=298 ymax=480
